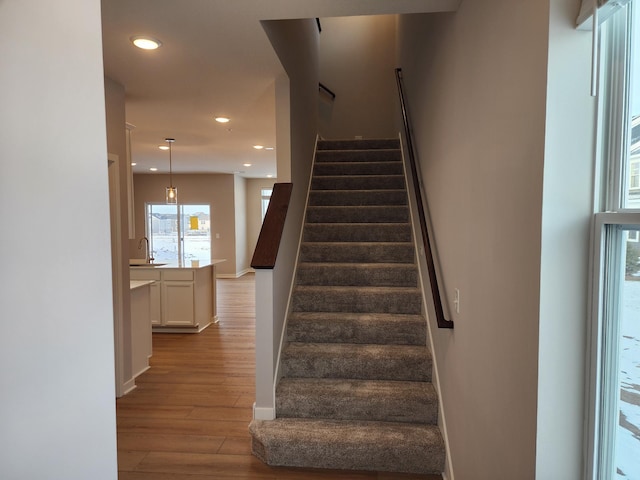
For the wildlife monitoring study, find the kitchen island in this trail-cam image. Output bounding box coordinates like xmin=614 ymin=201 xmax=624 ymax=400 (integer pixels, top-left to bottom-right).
xmin=129 ymin=259 xmax=225 ymax=333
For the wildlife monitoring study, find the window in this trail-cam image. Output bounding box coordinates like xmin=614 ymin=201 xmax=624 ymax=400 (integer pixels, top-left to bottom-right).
xmin=588 ymin=3 xmax=640 ymax=479
xmin=261 ymin=188 xmax=272 ymax=221
xmin=630 ymin=158 xmax=639 ymax=190
xmin=146 ymin=203 xmax=211 ymax=264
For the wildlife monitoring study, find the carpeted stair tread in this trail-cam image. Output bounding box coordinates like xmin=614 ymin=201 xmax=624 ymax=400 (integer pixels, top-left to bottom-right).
xmin=314 ymin=161 xmax=403 ymax=176
xmin=312 ymin=175 xmax=405 ymax=191
xmin=308 ymin=189 xmax=407 ymax=206
xmin=276 ymin=378 xmax=438 ymax=424
xmin=292 ymin=285 xmax=422 ymax=314
xmin=317 ymin=139 xmax=400 ymax=150
xmin=315 ymin=149 xmax=402 ymax=163
xmin=281 ymin=342 xmax=431 ymax=381
xmin=300 ymin=242 xmax=414 ymax=263
xmin=296 ymin=263 xmax=418 ymax=287
xmin=249 ymin=418 xmax=445 ymax=474
xmin=306 ymin=205 xmax=409 ymax=223
xmin=287 ymin=311 xmax=426 ymax=345
xmin=303 ymin=223 xmax=412 ymax=242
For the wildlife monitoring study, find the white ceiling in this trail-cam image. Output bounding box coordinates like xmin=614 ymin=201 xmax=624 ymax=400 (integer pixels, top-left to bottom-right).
xmin=101 ymin=0 xmax=460 ymax=178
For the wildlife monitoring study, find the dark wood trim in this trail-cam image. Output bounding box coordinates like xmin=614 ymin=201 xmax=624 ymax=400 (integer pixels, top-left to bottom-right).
xmin=251 ymin=182 xmax=293 ymax=269
xmin=316 ymin=18 xmax=322 ymax=33
xmin=395 ymin=68 xmax=453 ymax=329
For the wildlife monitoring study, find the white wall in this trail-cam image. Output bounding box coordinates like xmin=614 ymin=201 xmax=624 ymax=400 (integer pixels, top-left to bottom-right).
xmin=132 ymin=173 xmax=242 ymax=276
xmin=318 ymin=15 xmax=398 ymax=139
xmin=234 ymin=175 xmax=248 ymax=274
xmin=398 ymin=2 xmax=550 ymax=477
xmin=255 ymin=18 xmax=319 ymax=414
xmin=0 ymin=0 xmax=118 ymax=478
xmin=536 ymin=0 xmax=595 ymax=477
xmin=105 ymin=76 xmax=133 ymax=389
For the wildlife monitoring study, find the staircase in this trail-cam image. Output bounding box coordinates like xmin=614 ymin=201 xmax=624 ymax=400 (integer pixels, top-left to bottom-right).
xmin=249 ymin=138 xmax=445 ymax=475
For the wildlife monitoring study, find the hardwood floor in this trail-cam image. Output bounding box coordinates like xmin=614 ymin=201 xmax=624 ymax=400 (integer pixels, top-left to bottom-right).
xmin=117 ymin=273 xmax=442 ymax=480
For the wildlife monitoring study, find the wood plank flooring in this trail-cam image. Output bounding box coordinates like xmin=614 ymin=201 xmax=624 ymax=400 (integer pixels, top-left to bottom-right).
xmin=117 ymin=273 xmax=442 ymax=480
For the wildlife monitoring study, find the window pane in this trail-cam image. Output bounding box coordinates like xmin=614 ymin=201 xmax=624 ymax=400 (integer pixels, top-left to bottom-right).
xmin=146 ymin=203 xmax=211 ymax=264
xmin=626 ymin=4 xmax=640 ymax=208
xmin=603 ymin=228 xmax=640 ymax=479
xmin=181 ymin=205 xmax=211 ymax=263
xmin=261 ymin=188 xmax=272 ymax=221
xmin=147 ymin=203 xmax=179 ymax=262
xmin=615 ymin=231 xmax=640 ymax=478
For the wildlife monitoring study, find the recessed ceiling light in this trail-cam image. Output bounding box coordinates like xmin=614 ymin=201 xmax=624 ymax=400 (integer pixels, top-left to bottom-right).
xmin=158 ymin=145 xmax=169 ymax=150
xmin=149 ymin=167 xmax=158 ymax=172
xmin=131 ymin=36 xmax=162 ymax=50
xmin=215 ymin=116 xmax=230 ymax=123
xmin=266 ymin=174 xmax=273 ymax=178
xmin=243 ymin=163 xmax=252 ymax=167
xmin=131 ymin=162 xmax=137 ymax=166
xmin=253 ymin=145 xmax=264 ymax=150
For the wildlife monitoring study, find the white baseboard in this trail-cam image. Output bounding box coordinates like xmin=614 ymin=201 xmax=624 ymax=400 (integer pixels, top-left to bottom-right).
xmin=217 ymin=268 xmax=252 ymax=279
xmin=121 ymin=378 xmax=137 ymax=396
xmin=253 ymin=403 xmax=275 ymax=420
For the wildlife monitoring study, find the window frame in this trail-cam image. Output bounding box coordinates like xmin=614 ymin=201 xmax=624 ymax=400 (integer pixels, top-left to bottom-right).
xmin=145 ymin=202 xmax=212 ymax=264
xmin=587 ymin=2 xmax=640 ymax=478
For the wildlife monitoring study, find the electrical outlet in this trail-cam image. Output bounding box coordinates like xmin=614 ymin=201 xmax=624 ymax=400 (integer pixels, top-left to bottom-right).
xmin=454 ymin=288 xmax=460 ymax=314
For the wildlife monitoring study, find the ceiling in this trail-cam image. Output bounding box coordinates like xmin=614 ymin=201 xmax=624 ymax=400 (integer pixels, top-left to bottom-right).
xmin=101 ymin=0 xmax=460 ymax=178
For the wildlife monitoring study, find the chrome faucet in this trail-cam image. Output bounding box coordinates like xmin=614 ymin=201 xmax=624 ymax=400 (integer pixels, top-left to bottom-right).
xmin=137 ymin=236 xmax=154 ymax=263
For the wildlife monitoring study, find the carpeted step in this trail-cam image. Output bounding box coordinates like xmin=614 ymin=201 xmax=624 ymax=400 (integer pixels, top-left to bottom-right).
xmin=249 ymin=418 xmax=445 ymax=474
xmin=317 ymin=139 xmax=400 ymax=151
xmin=300 ymin=242 xmax=414 ymax=263
xmin=296 ymin=263 xmax=418 ymax=287
xmin=281 ymin=342 xmax=431 ymax=381
xmin=311 ymin=175 xmax=405 ymax=191
xmin=314 ymin=161 xmax=403 ymax=177
xmin=308 ymin=189 xmax=407 ymax=206
xmin=306 ymin=205 xmax=409 ymax=223
xmin=276 ymin=378 xmax=438 ymax=424
xmin=287 ymin=312 xmax=426 ymax=345
xmin=315 ymin=149 xmax=401 ymax=163
xmin=303 ymin=223 xmax=412 ymax=242
xmin=291 ymin=285 xmax=422 ymax=314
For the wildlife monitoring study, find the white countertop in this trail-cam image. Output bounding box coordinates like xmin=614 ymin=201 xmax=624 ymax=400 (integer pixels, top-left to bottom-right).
xmin=130 ymin=280 xmax=155 ymax=290
xmin=129 ymin=259 xmax=226 ymax=270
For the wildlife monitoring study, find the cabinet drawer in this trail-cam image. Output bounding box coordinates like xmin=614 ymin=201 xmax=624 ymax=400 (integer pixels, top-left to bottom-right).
xmin=163 ymin=270 xmax=194 ymax=281
xmin=130 ymin=269 xmax=161 ymax=281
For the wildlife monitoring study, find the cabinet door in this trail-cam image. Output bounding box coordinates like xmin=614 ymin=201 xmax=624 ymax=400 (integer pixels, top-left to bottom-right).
xmin=149 ymin=282 xmax=161 ymax=326
xmin=162 ymin=281 xmax=195 ymax=326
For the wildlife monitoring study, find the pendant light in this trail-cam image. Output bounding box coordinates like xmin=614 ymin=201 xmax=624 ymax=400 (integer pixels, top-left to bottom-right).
xmin=165 ymin=138 xmax=177 ymax=204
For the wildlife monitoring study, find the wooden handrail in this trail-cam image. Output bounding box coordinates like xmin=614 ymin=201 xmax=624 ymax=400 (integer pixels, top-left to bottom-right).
xmin=319 ymin=82 xmax=336 ymax=100
xmin=395 ymin=68 xmax=453 ymax=329
xmin=251 ymin=183 xmax=293 ymax=269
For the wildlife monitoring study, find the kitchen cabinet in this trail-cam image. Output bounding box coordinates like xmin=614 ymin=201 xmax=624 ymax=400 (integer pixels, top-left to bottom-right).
xmin=129 ymin=260 xmax=225 ymax=333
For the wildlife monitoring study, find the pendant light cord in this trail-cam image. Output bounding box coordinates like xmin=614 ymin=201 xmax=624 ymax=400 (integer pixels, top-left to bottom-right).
xmin=169 ymin=141 xmax=173 ymax=187
xmin=166 ymin=137 xmax=175 ymax=188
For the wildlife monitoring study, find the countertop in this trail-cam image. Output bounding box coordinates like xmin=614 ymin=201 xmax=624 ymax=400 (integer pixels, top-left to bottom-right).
xmin=129 ymin=259 xmax=226 ymax=270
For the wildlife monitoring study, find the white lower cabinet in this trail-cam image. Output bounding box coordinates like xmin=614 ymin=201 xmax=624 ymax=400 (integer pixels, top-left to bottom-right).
xmin=163 ymin=281 xmax=195 ymax=326
xmin=130 ymin=265 xmax=213 ymax=332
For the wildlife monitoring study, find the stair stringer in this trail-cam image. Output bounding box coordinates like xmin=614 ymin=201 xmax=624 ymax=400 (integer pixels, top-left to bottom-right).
xmin=398 ymin=131 xmax=455 ymax=480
